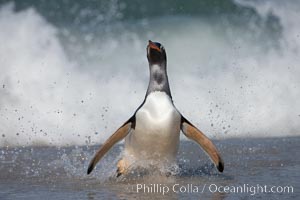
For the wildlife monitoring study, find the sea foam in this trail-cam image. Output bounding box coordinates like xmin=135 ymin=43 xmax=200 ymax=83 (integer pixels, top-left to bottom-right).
xmin=0 ymin=1 xmax=299 ymax=147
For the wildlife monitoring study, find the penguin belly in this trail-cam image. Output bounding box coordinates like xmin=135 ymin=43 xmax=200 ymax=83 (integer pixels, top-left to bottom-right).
xmin=124 ymin=92 xmax=181 ymax=164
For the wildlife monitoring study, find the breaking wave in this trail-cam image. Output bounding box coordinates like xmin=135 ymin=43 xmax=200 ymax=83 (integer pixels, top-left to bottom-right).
xmin=0 ymin=0 xmax=299 ymax=146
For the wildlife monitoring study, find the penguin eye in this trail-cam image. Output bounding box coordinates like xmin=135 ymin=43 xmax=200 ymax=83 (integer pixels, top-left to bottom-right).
xmin=154 ymin=42 xmax=161 ymax=48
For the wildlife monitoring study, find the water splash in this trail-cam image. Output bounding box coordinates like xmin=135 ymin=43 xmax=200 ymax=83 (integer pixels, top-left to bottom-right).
xmin=0 ymin=1 xmax=300 ymax=147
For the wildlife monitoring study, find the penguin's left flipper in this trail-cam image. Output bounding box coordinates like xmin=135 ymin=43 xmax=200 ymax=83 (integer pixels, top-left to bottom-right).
xmin=87 ymin=118 xmax=133 ymax=174
xmin=181 ymin=116 xmax=224 ymax=172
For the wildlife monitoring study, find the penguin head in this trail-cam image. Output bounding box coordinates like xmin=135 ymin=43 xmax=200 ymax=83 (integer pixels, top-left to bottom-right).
xmin=147 ymin=40 xmax=167 ymax=65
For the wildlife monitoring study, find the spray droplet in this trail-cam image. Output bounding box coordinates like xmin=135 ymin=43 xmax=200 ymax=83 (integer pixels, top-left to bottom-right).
xmin=2 ymin=134 xmax=5 ymax=137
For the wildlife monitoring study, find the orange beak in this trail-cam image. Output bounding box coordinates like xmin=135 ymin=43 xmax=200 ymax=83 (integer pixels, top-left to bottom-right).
xmin=148 ymin=40 xmax=161 ymax=52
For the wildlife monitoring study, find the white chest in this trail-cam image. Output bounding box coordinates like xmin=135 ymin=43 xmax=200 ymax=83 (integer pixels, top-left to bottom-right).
xmin=135 ymin=92 xmax=180 ymax=132
xmin=124 ymin=92 xmax=181 ymax=161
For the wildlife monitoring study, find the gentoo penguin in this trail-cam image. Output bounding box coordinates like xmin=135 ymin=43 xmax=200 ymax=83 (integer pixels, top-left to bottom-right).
xmin=87 ymin=40 xmax=224 ymax=176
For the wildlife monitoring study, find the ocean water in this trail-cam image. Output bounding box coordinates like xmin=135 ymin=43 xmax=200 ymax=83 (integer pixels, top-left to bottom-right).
xmin=1 ymin=138 xmax=299 ymax=199
xmin=0 ymin=0 xmax=299 ymax=199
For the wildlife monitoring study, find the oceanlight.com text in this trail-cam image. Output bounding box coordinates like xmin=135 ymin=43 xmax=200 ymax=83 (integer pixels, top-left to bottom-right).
xmin=208 ymin=184 xmax=293 ymax=196
xmin=135 ymin=183 xmax=294 ymax=196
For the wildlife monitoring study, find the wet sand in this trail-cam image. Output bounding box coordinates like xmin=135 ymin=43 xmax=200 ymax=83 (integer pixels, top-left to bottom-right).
xmin=0 ymin=137 xmax=299 ymax=199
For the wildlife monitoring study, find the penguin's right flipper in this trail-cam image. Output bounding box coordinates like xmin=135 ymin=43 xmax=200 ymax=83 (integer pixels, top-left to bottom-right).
xmin=87 ymin=118 xmax=133 ymax=174
xmin=180 ymin=116 xmax=224 ymax=172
